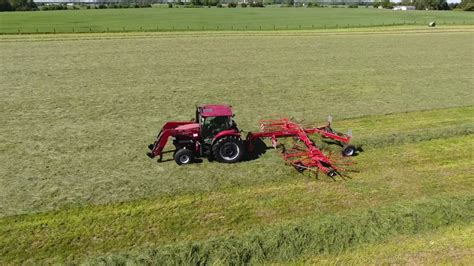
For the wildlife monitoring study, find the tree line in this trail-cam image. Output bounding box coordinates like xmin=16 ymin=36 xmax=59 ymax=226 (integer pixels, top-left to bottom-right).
xmin=1 ymin=0 xmax=473 ymax=12
xmin=0 ymin=0 xmax=37 ymax=11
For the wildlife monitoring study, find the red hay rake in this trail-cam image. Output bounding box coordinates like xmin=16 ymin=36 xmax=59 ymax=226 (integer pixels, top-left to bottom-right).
xmin=246 ymin=118 xmax=356 ymax=179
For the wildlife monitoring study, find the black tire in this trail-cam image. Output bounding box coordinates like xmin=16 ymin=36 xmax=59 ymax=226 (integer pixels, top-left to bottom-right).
xmin=294 ymin=162 xmax=306 ymax=173
xmin=327 ymin=170 xmax=338 ymax=178
xmin=174 ymin=148 xmax=194 ymax=165
xmin=212 ymin=136 xmax=244 ymax=163
xmin=342 ymin=145 xmax=356 ymax=157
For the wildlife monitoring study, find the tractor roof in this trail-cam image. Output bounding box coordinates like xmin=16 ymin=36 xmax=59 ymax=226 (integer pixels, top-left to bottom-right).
xmin=200 ymin=105 xmax=233 ymax=117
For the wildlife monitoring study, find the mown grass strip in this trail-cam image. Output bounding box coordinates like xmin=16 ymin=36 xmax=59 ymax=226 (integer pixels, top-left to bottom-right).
xmin=86 ymin=196 xmax=473 ymax=265
xmin=1 ymin=26 xmax=473 ymax=42
xmin=296 ymin=223 xmax=474 ymax=265
xmin=334 ymin=105 xmax=474 ymax=148
xmin=0 ymin=135 xmax=472 ymax=263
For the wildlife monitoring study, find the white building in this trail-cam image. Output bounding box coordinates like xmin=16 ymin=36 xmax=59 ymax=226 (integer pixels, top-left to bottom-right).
xmin=393 ymin=5 xmax=416 ymax=10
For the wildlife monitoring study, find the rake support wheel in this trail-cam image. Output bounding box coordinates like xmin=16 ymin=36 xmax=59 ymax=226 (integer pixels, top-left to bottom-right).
xmin=342 ymin=145 xmax=356 ymax=157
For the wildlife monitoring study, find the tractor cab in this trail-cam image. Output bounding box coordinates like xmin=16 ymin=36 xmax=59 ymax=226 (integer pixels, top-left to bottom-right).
xmin=196 ymin=105 xmax=237 ymax=143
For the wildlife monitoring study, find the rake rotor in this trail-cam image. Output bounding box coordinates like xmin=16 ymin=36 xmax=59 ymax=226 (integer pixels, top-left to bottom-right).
xmin=247 ymin=118 xmax=357 ymax=178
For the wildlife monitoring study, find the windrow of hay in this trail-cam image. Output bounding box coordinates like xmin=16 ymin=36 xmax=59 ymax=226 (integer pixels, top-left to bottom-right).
xmin=89 ymin=196 xmax=473 ymax=265
xmin=354 ymin=123 xmax=473 ymax=148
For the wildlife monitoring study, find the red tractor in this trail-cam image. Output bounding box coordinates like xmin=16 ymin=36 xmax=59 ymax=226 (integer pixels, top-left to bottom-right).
xmin=147 ymin=105 xmax=246 ymax=165
xmin=147 ymin=105 xmax=358 ymax=177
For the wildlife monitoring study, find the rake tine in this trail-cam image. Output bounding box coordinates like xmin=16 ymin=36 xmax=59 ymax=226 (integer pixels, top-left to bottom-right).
xmin=281 ymin=144 xmax=287 ymax=153
xmin=314 ymin=168 xmax=320 ymax=179
xmin=339 ymin=171 xmax=352 ymax=180
xmin=328 ymin=172 xmax=337 ymax=181
xmin=344 ymin=169 xmax=360 ymax=174
xmin=333 ymin=170 xmax=347 ymax=180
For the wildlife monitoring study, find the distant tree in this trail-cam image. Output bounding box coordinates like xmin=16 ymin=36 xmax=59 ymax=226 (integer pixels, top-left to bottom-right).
xmin=413 ymin=0 xmax=449 ymax=10
xmin=382 ymin=0 xmax=393 ymax=8
xmin=249 ymin=1 xmax=264 ymax=7
xmin=414 ymin=0 xmax=425 ymax=9
xmin=0 ymin=0 xmax=36 ymax=11
xmin=438 ymin=0 xmax=449 ymax=9
xmin=203 ymin=0 xmax=219 ymax=6
xmin=448 ymin=2 xmax=458 ymax=9
xmin=459 ymin=0 xmax=474 ymax=10
xmin=9 ymin=0 xmax=24 ymax=9
xmin=0 ymin=0 xmax=13 ymax=11
xmin=26 ymin=0 xmax=36 ymax=9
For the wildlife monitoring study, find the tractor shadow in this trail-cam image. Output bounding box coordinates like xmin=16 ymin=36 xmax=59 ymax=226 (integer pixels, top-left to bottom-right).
xmin=156 ymin=150 xmax=205 ymax=164
xmin=156 ymin=151 xmax=175 ymax=163
xmin=242 ymin=138 xmax=272 ymax=162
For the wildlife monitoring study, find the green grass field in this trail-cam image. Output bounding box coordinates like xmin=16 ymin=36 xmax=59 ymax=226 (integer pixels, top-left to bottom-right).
xmin=0 ymin=8 xmax=473 ymax=33
xmin=1 ymin=26 xmax=473 ymax=263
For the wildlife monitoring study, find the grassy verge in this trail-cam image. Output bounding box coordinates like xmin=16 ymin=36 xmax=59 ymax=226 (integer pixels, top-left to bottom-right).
xmin=1 ymin=134 xmax=472 ymax=263
xmin=0 ymin=8 xmax=473 ymax=34
xmin=82 ymin=196 xmax=474 ymax=264
xmin=297 ymin=223 xmax=474 ymax=265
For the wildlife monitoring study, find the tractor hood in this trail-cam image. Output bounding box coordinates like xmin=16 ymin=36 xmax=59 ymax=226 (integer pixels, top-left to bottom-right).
xmin=175 ymin=123 xmax=199 ymax=132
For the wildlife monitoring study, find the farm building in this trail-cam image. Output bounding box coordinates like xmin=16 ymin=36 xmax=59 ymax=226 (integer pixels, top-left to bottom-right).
xmin=393 ymin=5 xmax=416 ymax=10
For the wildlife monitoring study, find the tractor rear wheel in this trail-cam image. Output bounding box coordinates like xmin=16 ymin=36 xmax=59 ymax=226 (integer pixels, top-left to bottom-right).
xmin=174 ymin=148 xmax=194 ymax=165
xmin=212 ymin=136 xmax=244 ymax=163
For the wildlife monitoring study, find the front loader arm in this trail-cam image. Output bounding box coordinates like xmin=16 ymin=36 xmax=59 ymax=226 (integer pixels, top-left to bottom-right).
xmin=147 ymin=129 xmax=174 ymax=161
xmin=147 ymin=121 xmax=194 ymax=161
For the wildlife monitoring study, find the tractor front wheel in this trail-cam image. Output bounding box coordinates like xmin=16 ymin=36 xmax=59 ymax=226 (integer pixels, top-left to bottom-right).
xmin=174 ymin=148 xmax=194 ymax=165
xmin=212 ymin=136 xmax=244 ymax=163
